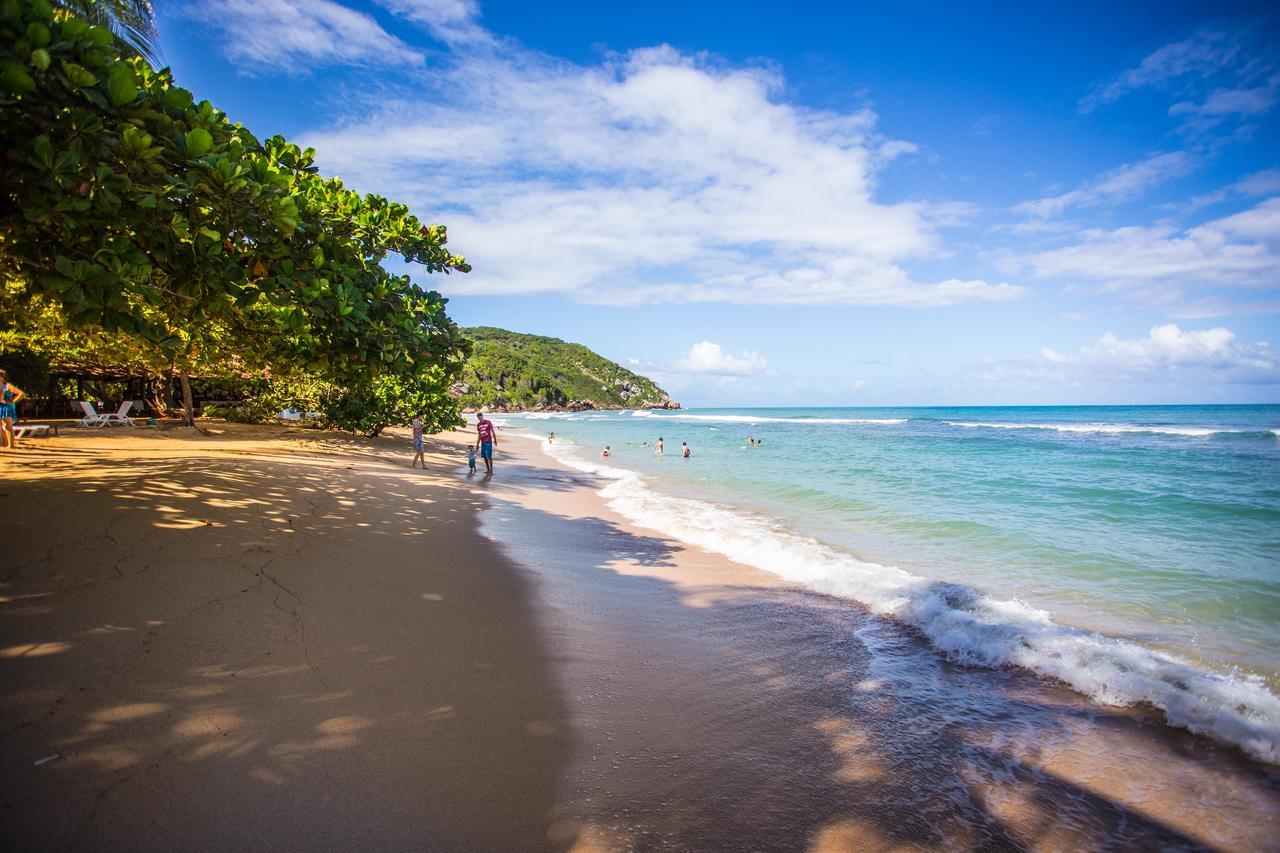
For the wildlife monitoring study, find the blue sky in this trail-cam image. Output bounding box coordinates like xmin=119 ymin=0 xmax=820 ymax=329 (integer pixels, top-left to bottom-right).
xmin=158 ymin=0 xmax=1280 ymax=406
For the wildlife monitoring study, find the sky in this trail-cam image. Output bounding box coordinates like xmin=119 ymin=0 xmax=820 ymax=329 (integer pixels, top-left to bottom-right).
xmin=156 ymin=0 xmax=1280 ymax=406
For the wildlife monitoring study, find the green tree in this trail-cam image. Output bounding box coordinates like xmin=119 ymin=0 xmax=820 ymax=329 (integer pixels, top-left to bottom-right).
xmin=1 ymin=0 xmax=472 ymax=427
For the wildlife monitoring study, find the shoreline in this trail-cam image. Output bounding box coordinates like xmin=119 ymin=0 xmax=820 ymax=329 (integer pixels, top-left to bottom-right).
xmin=1 ymin=422 xmax=1277 ymax=849
xmin=476 ymin=428 xmax=1279 ymax=850
xmin=493 ymin=408 xmax=1280 ymax=764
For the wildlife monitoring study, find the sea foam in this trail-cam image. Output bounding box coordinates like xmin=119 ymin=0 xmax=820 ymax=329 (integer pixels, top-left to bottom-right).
xmin=537 ymin=436 xmax=1280 ymax=764
xmin=945 ymin=421 xmax=1268 ymax=437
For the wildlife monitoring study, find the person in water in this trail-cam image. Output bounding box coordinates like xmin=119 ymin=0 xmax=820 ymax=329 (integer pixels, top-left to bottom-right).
xmin=681 ymin=442 xmax=690 ymax=458
xmin=654 ymin=436 xmax=664 ymax=456
xmin=411 ymin=415 xmax=426 ymax=468
xmin=476 ymin=412 xmax=497 ymax=474
xmin=0 ymin=369 xmax=25 ymax=450
xmin=601 ymin=446 xmax=611 ymax=457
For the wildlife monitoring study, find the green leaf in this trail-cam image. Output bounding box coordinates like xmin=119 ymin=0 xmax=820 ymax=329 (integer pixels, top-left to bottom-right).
xmin=61 ymin=61 xmax=97 ymax=88
xmin=1 ymin=63 xmax=35 ymax=94
xmin=31 ymin=135 xmax=53 ymax=168
xmin=61 ymin=17 xmax=88 ymax=40
xmin=86 ymin=25 xmax=114 ymax=47
xmin=162 ymin=88 xmax=194 ymax=110
xmin=185 ymin=127 xmax=213 ymax=158
xmin=106 ymin=67 xmax=136 ymax=107
xmin=27 ymin=22 xmax=50 ymax=47
xmin=29 ymin=48 xmax=50 ymax=71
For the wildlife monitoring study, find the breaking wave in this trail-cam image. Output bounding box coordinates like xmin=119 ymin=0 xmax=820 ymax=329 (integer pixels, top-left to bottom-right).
xmin=538 ymin=436 xmax=1280 ymax=764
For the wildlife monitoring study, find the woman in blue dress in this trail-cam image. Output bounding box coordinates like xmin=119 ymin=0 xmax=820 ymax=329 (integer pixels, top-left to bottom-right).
xmin=0 ymin=369 xmax=25 ymax=450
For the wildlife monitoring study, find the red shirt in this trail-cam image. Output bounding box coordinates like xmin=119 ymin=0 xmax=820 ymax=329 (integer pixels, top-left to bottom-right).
xmin=477 ymin=420 xmax=494 ymax=442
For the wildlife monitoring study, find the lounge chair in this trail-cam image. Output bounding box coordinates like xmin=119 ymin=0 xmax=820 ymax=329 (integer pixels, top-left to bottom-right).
xmin=103 ymin=401 xmax=135 ymax=426
xmin=13 ymin=424 xmax=56 ymax=438
xmin=79 ymin=401 xmax=134 ymax=427
xmin=79 ymin=401 xmax=107 ymax=427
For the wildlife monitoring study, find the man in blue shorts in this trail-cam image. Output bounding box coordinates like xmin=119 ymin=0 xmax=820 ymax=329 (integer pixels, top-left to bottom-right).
xmin=476 ymin=413 xmax=497 ymax=474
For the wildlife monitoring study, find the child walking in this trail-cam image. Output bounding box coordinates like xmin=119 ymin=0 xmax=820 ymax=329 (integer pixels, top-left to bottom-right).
xmin=411 ymin=415 xmax=425 ymax=468
xmin=467 ymin=444 xmax=477 ymax=474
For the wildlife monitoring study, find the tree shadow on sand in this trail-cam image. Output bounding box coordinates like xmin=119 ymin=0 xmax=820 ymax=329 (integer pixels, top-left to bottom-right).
xmin=0 ymin=443 xmax=570 ymax=851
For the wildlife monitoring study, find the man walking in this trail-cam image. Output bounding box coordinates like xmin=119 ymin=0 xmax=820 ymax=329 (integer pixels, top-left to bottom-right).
xmin=476 ymin=412 xmax=497 ymax=474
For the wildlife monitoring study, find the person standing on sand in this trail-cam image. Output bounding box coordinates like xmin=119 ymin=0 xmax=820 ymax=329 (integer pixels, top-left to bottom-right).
xmin=476 ymin=413 xmax=497 ymax=474
xmin=467 ymin=444 xmax=477 ymax=475
xmin=411 ymin=415 xmax=426 ymax=468
xmin=0 ymin=369 xmax=25 ymax=450
xmin=682 ymin=442 xmax=691 ymax=458
xmin=655 ymin=436 xmax=664 ymax=456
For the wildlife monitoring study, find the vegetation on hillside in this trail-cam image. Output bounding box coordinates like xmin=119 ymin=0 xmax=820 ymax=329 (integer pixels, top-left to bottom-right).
xmin=457 ymin=327 xmax=676 ymax=411
xmin=0 ymin=0 xmax=469 ymax=433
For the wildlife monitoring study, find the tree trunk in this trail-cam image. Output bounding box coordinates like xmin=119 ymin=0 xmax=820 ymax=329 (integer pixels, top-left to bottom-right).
xmin=180 ymin=368 xmax=195 ymax=427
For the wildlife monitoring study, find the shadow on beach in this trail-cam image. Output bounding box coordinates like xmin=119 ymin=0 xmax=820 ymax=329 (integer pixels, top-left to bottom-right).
xmin=0 ymin=436 xmax=568 ymax=851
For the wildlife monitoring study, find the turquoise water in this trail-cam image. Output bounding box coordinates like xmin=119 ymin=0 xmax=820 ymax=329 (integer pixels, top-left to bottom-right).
xmin=491 ymin=405 xmax=1280 ymax=760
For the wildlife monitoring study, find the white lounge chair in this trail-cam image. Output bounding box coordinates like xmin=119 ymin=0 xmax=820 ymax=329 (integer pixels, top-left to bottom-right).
xmin=103 ymin=401 xmax=135 ymax=426
xmin=13 ymin=424 xmax=56 ymax=438
xmin=79 ymin=401 xmax=107 ymax=427
xmin=79 ymin=401 xmax=134 ymax=427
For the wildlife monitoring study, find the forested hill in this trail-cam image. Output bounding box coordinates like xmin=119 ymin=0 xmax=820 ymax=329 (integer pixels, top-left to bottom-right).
xmin=456 ymin=327 xmax=679 ymax=411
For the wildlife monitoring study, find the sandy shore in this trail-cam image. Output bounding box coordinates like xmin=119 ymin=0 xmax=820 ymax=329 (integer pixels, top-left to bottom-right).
xmin=0 ymin=423 xmax=565 ymax=851
xmin=2 ymin=422 xmax=1277 ymax=851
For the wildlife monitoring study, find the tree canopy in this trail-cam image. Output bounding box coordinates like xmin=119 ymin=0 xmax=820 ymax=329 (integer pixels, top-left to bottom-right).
xmin=1 ymin=0 xmax=472 ymax=431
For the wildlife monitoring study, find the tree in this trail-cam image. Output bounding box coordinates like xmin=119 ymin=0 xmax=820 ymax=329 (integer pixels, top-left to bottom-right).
xmin=320 ymin=368 xmax=462 ymax=437
xmin=54 ymin=0 xmax=158 ymax=66
xmin=1 ymin=0 xmax=472 ymax=427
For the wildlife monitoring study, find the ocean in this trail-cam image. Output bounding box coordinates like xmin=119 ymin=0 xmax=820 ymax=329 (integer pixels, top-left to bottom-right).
xmin=488 ymin=405 xmax=1280 ymax=764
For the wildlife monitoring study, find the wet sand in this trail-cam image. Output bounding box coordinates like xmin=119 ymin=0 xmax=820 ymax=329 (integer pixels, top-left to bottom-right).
xmin=1 ymin=422 xmax=1277 ymax=851
xmin=481 ymin=431 xmax=1280 ymax=851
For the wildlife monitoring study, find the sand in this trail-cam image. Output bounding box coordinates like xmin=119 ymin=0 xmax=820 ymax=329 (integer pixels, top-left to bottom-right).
xmin=2 ymin=422 xmax=1277 ymax=851
xmin=0 ymin=423 xmax=564 ymax=851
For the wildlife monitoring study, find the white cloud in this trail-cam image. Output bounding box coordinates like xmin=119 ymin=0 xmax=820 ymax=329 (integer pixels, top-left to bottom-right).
xmin=375 ymin=0 xmax=490 ymax=44
xmin=1079 ymin=30 xmax=1244 ymax=112
xmin=1170 ymin=76 xmax=1280 ymax=119
xmin=1174 ymin=167 xmax=1280 ymax=214
xmin=1080 ymin=324 xmax=1278 ymax=383
xmin=981 ymin=325 xmax=1280 ymax=386
xmin=1079 ymin=28 xmax=1277 ymax=137
xmin=1014 ymin=151 xmax=1195 ymax=219
xmin=188 ymin=0 xmax=425 ymax=71
xmin=298 ymin=43 xmax=1021 ymax=306
xmin=677 ymin=342 xmax=770 ymax=376
xmin=1020 ymin=196 xmax=1280 ymax=311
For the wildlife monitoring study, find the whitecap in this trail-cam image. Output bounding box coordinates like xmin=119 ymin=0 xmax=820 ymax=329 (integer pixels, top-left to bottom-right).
xmin=539 ymin=437 xmax=1280 ymax=764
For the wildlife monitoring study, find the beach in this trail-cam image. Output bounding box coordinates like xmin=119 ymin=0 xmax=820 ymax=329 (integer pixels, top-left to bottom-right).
xmin=2 ymin=422 xmax=1278 ymax=850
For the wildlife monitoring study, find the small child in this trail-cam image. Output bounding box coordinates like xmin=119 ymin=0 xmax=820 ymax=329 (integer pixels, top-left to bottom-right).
xmin=411 ymin=416 xmax=425 ymax=468
xmin=467 ymin=444 xmax=477 ymax=474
